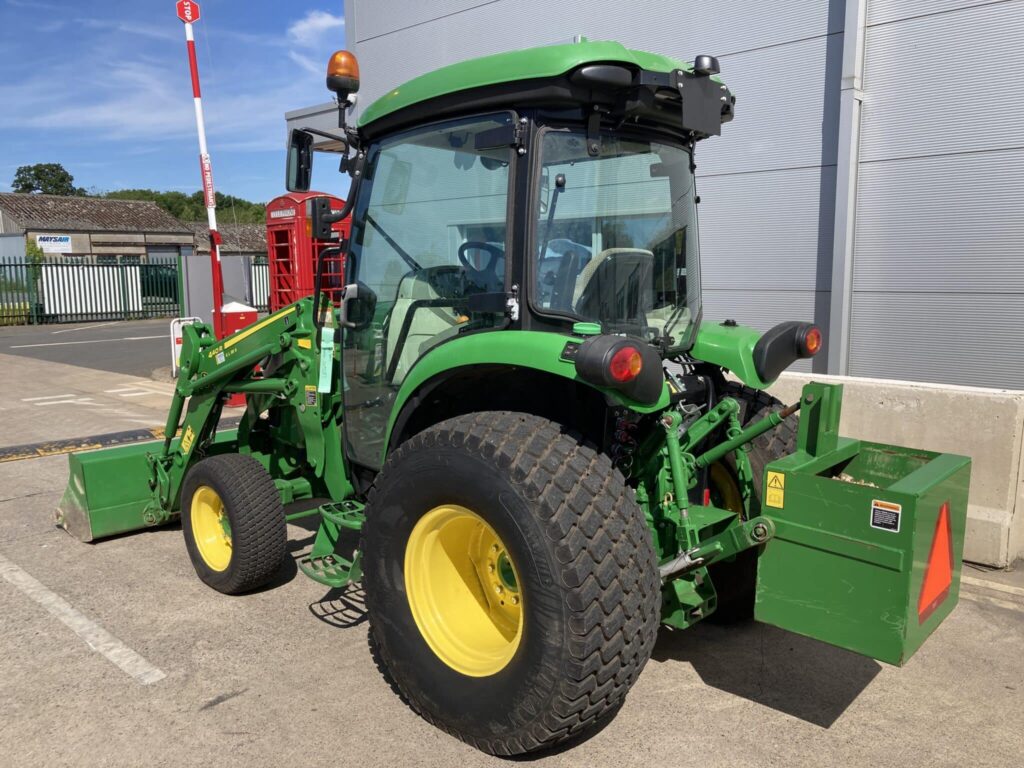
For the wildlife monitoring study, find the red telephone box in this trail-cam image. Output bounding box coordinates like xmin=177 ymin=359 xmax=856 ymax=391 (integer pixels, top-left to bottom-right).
xmin=265 ymin=192 xmax=350 ymax=312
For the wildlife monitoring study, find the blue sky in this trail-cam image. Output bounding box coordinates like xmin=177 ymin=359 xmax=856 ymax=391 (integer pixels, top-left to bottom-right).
xmin=0 ymin=0 xmax=346 ymax=202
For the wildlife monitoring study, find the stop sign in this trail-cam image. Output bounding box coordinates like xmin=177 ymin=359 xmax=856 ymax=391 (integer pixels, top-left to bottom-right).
xmin=175 ymin=0 xmax=200 ymax=23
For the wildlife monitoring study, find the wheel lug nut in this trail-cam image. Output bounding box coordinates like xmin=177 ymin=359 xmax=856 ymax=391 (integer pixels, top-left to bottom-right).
xmin=511 ymin=596 xmax=519 ymax=605
xmin=494 ymin=584 xmax=503 ymax=594
xmin=488 ymin=564 xmax=495 ymax=573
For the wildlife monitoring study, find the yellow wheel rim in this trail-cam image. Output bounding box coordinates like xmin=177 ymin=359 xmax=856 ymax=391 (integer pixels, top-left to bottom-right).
xmin=710 ymin=462 xmax=744 ymax=515
xmin=404 ymin=505 xmax=523 ymax=677
xmin=191 ymin=485 xmax=232 ymax=572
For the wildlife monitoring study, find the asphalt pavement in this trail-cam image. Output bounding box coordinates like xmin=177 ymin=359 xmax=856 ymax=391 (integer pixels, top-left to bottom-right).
xmin=0 ymin=318 xmax=173 ymax=377
xmin=0 ymin=450 xmax=1021 ymax=768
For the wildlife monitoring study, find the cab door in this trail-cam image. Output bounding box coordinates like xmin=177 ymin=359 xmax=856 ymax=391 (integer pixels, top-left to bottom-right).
xmin=341 ymin=113 xmax=516 ymax=470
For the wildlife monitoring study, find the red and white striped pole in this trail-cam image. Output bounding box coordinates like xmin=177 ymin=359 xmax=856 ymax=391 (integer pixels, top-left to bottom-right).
xmin=176 ymin=0 xmax=225 ymax=338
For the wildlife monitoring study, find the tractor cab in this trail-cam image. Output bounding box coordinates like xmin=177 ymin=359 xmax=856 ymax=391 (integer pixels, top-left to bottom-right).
xmin=288 ymin=40 xmax=736 ymax=469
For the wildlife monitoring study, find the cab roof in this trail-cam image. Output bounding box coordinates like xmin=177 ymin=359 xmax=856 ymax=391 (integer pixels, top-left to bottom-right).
xmin=357 ymin=40 xmax=700 ymax=131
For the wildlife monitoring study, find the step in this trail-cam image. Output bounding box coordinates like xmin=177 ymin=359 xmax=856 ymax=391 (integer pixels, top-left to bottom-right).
xmin=319 ymin=500 xmax=366 ymax=531
xmin=298 ymin=551 xmax=362 ymax=588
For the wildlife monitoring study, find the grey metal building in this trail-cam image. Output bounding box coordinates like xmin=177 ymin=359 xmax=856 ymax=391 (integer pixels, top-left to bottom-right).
xmin=288 ymin=0 xmax=1024 ymax=389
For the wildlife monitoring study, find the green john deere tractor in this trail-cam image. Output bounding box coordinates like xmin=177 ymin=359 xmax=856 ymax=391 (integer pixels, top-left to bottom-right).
xmin=59 ymin=41 xmax=971 ymax=755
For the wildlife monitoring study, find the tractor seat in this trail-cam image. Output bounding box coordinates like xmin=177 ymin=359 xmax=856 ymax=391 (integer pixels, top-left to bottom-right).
xmin=573 ymin=248 xmax=655 ymax=324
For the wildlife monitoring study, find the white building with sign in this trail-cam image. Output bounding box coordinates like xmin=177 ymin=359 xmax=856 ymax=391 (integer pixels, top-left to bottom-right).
xmin=0 ymin=193 xmax=193 ymax=263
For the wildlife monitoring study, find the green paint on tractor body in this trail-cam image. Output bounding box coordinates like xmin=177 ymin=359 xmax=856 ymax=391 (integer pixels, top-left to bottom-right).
xmin=58 ymin=37 xmax=970 ymax=709
xmin=690 ymin=321 xmax=771 ymax=389
xmin=359 ymin=39 xmax=706 ymax=128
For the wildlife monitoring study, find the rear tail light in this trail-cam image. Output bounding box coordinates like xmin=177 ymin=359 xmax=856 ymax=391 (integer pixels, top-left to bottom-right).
xmin=753 ymin=321 xmax=826 ymax=383
xmin=573 ymin=335 xmax=663 ymax=404
xmin=609 ymin=346 xmax=643 ymax=383
xmin=802 ymin=326 xmax=822 ymax=357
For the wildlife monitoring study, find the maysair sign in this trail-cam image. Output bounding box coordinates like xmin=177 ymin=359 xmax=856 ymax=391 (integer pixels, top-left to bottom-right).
xmin=36 ymin=234 xmax=72 ymax=253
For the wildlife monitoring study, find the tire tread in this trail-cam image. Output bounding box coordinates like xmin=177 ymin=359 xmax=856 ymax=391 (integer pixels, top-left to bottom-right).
xmin=182 ymin=453 xmax=286 ymax=594
xmin=365 ymin=411 xmax=660 ymax=756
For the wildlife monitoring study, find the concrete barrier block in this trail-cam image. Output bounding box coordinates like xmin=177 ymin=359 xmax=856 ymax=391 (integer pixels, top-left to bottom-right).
xmin=769 ymin=373 xmax=1024 ymax=568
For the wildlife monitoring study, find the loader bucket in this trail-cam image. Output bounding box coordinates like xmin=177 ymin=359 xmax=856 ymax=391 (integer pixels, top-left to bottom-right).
xmin=755 ymin=383 xmax=971 ymax=666
xmin=57 ymin=430 xmax=241 ymax=542
xmin=58 ymin=440 xmax=162 ymax=542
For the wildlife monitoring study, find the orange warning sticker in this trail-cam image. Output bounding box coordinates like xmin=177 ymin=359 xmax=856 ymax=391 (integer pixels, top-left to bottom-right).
xmin=918 ymin=501 xmax=954 ymax=624
xmin=766 ymin=471 xmax=785 ymax=508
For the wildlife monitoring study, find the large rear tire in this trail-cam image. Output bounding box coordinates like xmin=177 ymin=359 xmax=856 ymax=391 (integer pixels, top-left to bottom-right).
xmin=707 ymin=382 xmax=796 ymax=623
xmin=181 ymin=454 xmax=287 ymax=595
xmin=362 ymin=411 xmax=660 ymax=756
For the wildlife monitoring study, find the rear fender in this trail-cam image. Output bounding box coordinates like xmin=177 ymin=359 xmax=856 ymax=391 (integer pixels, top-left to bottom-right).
xmin=384 ymin=331 xmax=670 ymax=458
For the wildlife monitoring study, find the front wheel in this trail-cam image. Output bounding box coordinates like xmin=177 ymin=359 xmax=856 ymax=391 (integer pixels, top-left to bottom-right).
xmin=180 ymin=454 xmax=287 ymax=595
xmin=362 ymin=412 xmax=660 ymax=756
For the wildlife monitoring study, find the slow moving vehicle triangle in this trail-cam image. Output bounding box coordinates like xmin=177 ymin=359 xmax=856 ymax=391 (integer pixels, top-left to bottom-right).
xmin=918 ymin=502 xmax=954 ymax=624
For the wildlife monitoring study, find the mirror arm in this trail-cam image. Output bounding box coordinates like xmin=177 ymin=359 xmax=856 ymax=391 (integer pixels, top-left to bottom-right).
xmin=327 ymin=150 xmax=365 ymax=226
xmin=298 ymin=125 xmax=350 ymax=146
xmin=309 ymin=146 xmax=368 ymax=344
xmin=313 ymin=245 xmax=343 ymax=349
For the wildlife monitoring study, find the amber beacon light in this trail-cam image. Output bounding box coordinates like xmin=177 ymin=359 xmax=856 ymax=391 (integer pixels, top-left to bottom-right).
xmin=326 ymin=50 xmax=360 ymax=100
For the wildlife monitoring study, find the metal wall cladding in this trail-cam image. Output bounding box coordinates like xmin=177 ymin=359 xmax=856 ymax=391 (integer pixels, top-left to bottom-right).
xmin=852 ymin=0 xmax=1024 ymax=387
xmin=866 ymin=0 xmax=1001 ymax=26
xmin=860 ymin=0 xmax=1024 ymax=162
xmin=351 ymin=0 xmax=498 ymax=42
xmin=699 ymin=165 xmax=836 ymax=292
xmin=350 ymin=0 xmax=842 ymax=129
xmin=853 ymin=150 xmax=1024 ymax=293
xmin=848 ymin=293 xmax=1024 ymax=389
xmin=700 ymin=33 xmax=842 ymax=176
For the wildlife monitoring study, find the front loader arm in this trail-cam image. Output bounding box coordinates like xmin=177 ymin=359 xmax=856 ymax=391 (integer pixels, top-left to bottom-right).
xmin=147 ymin=299 xmax=352 ymax=525
xmin=57 ymin=297 xmax=354 ymax=542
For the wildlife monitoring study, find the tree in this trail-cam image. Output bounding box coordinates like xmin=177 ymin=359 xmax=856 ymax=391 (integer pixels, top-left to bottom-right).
xmin=25 ymin=241 xmax=44 ymax=264
xmin=11 ymin=163 xmax=86 ymax=196
xmin=104 ymin=189 xmax=266 ymax=223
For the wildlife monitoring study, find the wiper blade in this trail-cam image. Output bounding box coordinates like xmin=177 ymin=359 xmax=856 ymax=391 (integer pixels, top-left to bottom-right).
xmin=366 ymin=213 xmax=422 ymax=272
xmin=659 ymin=303 xmax=689 ymax=344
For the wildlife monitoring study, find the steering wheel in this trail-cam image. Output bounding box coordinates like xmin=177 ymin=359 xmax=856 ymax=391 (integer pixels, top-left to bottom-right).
xmin=458 ymin=241 xmax=503 ymax=274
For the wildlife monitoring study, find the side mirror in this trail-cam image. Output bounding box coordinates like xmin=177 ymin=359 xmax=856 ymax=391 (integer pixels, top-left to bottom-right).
xmin=340 ymin=281 xmax=377 ymax=331
xmin=286 ymin=129 xmax=314 ymax=192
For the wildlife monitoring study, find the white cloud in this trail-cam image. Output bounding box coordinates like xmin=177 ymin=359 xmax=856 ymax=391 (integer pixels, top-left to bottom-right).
xmin=288 ymin=51 xmax=322 ymax=77
xmin=287 ymin=10 xmax=345 ymax=47
xmin=0 ymin=58 xmax=306 ymax=151
xmin=74 ymin=18 xmax=180 ymax=43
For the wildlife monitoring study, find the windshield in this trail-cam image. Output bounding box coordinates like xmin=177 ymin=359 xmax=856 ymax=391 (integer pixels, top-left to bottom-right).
xmin=533 ymin=129 xmax=701 ymax=347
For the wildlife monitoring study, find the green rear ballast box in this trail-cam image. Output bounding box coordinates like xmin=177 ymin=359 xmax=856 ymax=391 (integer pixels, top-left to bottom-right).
xmin=755 ymin=383 xmax=971 ymax=666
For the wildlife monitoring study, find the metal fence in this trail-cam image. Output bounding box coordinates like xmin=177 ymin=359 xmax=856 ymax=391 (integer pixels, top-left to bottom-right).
xmin=0 ymin=256 xmax=182 ymax=325
xmin=251 ymin=255 xmax=269 ymax=312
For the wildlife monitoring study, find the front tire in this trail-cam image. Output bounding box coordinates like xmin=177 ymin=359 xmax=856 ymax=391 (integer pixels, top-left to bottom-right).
xmin=362 ymin=412 xmax=660 ymax=756
xmin=181 ymin=454 xmax=287 ymax=595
